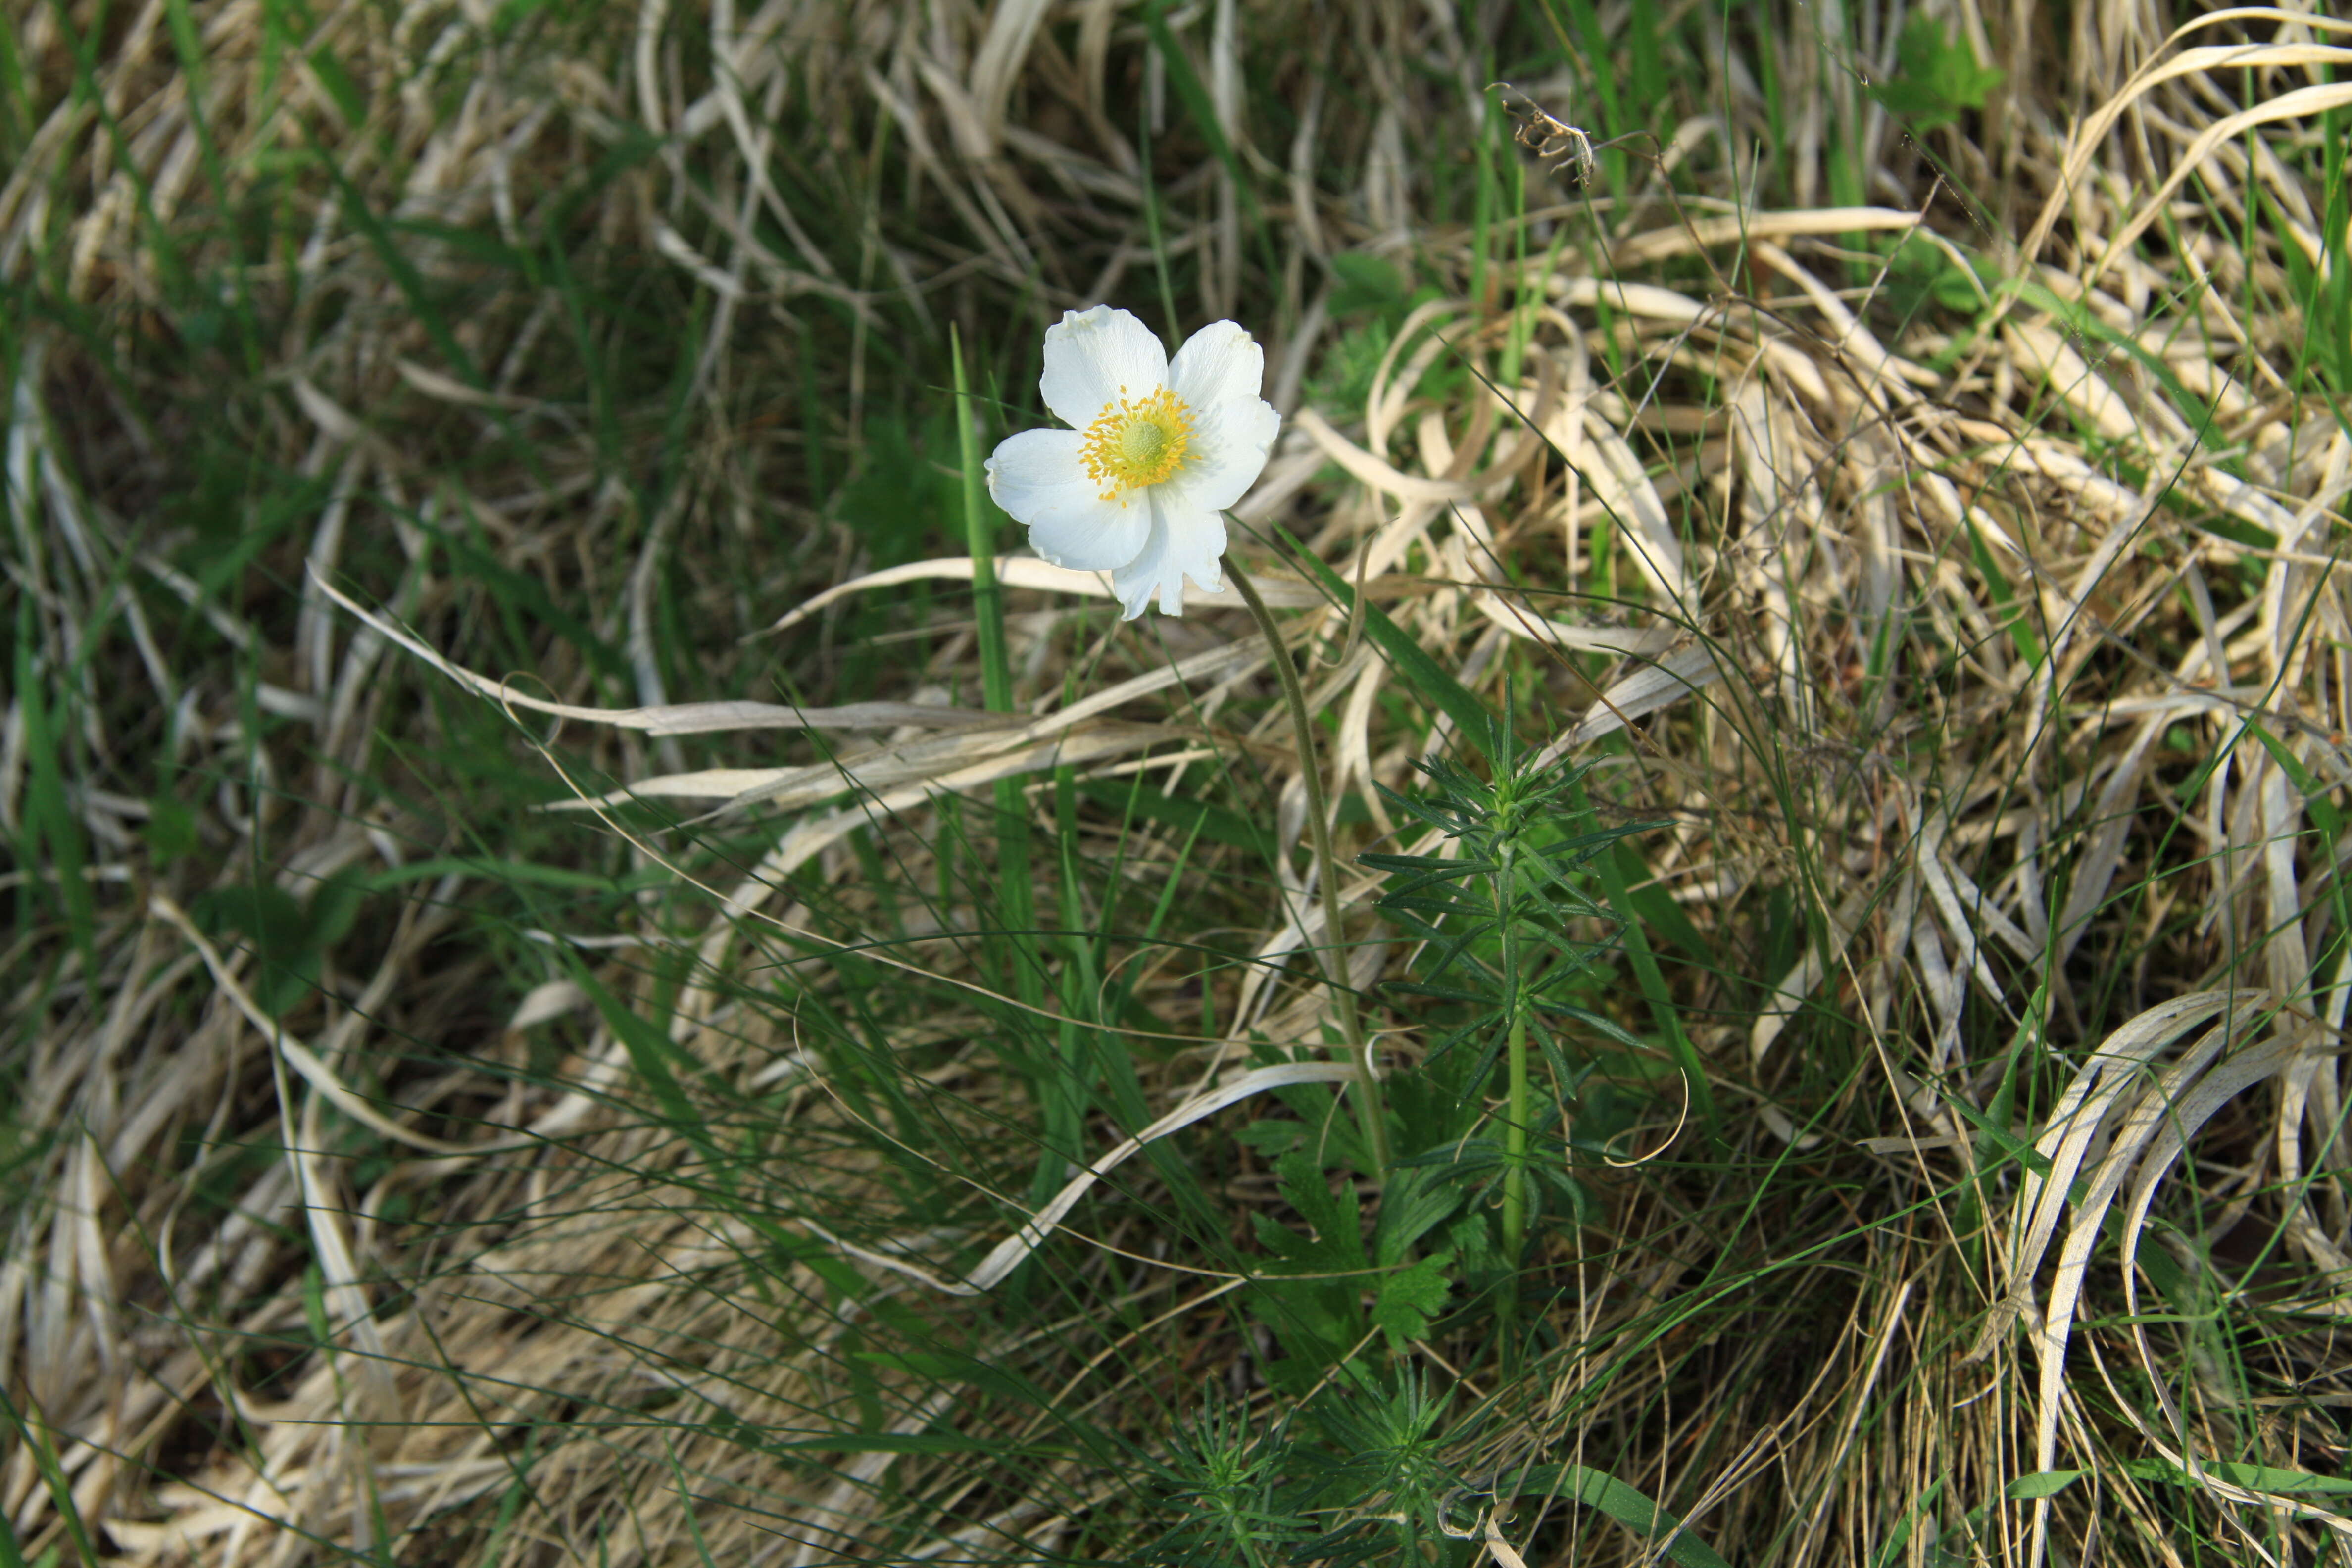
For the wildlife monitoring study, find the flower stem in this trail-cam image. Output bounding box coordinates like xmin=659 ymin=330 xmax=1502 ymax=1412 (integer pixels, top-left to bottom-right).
xmin=1225 ymin=553 xmax=1388 ymax=1178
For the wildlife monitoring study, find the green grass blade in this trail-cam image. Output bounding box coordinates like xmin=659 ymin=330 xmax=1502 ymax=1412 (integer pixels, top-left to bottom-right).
xmin=1513 ymin=1463 xmax=1732 ymax=1568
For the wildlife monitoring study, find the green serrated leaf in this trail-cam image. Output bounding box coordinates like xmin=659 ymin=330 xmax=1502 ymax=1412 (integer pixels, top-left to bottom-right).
xmin=1373 ymin=1166 xmax=1465 ymax=1263
xmin=1272 ymin=1148 xmax=1366 ymax=1267
xmin=1870 ymin=17 xmax=2003 ymax=132
xmin=1371 ymin=1252 xmax=1454 ymax=1345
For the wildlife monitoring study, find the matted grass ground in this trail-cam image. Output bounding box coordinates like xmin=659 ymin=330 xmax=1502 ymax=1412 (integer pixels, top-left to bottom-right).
xmin=7 ymin=0 xmax=2352 ymax=1564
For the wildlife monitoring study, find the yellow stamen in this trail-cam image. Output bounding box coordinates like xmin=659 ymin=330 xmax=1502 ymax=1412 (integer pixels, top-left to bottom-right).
xmin=1079 ymin=384 xmax=1194 ymax=501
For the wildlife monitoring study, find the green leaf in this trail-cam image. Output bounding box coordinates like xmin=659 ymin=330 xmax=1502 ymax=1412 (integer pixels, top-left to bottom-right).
xmin=1329 ymin=252 xmax=1407 ymax=317
xmin=0 ymin=1490 xmax=24 ymax=1568
xmin=15 ymin=610 xmax=97 ymax=983
xmin=1511 ymin=1464 xmax=1732 ymax=1568
xmin=1536 ymin=1165 xmax=1596 ymax=1225
xmin=191 ymin=882 xmax=310 ymax=961
xmin=1608 ymin=840 xmax=1713 ymax=963
xmin=2008 ymin=275 xmax=2215 ymax=444
xmin=1076 ymin=778 xmax=1272 ymax=857
xmin=1393 ymin=1138 xmax=1504 ymax=1175
xmin=142 ymin=796 xmax=199 ymax=861
xmin=2244 ymin=718 xmax=2343 ymax=840
xmin=1943 ymin=1069 xmax=2055 ymax=1178
xmin=1371 ymin=1252 xmax=1453 ymax=1346
xmin=1278 ymin=525 xmax=1497 ymax=754
xmin=410 ymin=510 xmax=632 ymax=681
xmin=1869 ymin=17 xmax=2003 ymax=132
xmin=305 ymin=42 xmax=369 ymax=126
xmin=858 ymin=1350 xmax=1060 ymax=1414
xmin=1575 ymin=776 xmax=1719 ymax=1135
xmin=560 ymin=949 xmax=706 ymax=1151
xmin=2005 ymin=1470 xmax=2083 ymax=1500
xmin=360 ymin=855 xmax=659 ymax=894
xmin=309 ymin=145 xmax=485 ymax=390
xmin=1530 ymin=1001 xmax=1645 ymax=1052
xmin=2119 ymin=1458 xmax=2352 ymax=1495
xmin=1266 ymin=1149 xmax=1366 ymax=1270
xmin=1963 ymin=510 xmax=2044 ymax=669
xmin=1382 ymin=980 xmax=1500 ymax=1006
xmin=1358 ymin=852 xmax=1493 ymax=879
xmin=1373 ymin=1165 xmax=1465 ymax=1263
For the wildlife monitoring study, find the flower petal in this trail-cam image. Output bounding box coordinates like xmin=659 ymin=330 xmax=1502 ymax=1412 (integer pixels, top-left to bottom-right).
xmin=1161 ymin=390 xmax=1280 ymax=515
xmin=1168 ymin=319 xmax=1266 ymax=414
xmin=1112 ymin=493 xmax=1226 ymax=618
xmin=1039 ymin=306 xmax=1170 ymax=430
xmin=986 ymin=428 xmax=1149 ymax=570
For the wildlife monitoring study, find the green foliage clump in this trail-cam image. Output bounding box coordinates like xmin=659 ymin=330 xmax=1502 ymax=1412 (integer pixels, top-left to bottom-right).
xmin=1869 ymin=17 xmax=2005 ymax=132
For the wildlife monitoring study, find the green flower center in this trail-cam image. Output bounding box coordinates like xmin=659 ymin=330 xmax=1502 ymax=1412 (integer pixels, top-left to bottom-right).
xmin=1079 ymin=385 xmax=1195 ymax=499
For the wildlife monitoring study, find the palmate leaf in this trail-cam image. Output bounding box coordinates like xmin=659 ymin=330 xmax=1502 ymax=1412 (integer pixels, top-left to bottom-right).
xmin=1371 ymin=1252 xmax=1455 ymax=1347
xmin=1373 ymin=1165 xmax=1468 ymax=1262
xmin=1868 ymin=14 xmax=2004 ymax=132
xmin=1269 ymin=1149 xmax=1367 ymax=1269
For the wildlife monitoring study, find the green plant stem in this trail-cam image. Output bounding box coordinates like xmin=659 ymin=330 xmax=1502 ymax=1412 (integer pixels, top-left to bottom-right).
xmin=953 ymin=327 xmax=1060 ymax=1191
xmin=952 ymin=325 xmax=1013 ymax=714
xmin=1496 ymin=836 xmax=1528 ymax=1368
xmin=1225 ymin=553 xmax=1388 ymax=1178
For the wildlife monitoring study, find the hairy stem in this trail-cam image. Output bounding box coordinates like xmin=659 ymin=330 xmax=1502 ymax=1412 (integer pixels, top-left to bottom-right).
xmin=1497 ymin=833 xmax=1527 ymax=1368
xmin=1225 ymin=553 xmax=1388 ymax=1178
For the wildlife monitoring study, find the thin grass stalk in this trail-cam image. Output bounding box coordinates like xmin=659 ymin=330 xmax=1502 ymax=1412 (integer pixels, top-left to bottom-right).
xmin=1138 ymin=99 xmax=1181 ymax=349
xmin=1225 ymin=554 xmax=1388 ymax=1178
xmin=951 ymin=325 xmax=1014 ymax=732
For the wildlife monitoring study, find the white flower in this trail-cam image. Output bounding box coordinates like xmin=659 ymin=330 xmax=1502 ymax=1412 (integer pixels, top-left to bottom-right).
xmin=985 ymin=306 xmax=1280 ymax=619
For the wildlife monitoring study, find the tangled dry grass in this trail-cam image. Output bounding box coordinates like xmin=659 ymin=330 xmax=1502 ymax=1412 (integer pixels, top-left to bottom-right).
xmin=7 ymin=0 xmax=2352 ymax=1563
